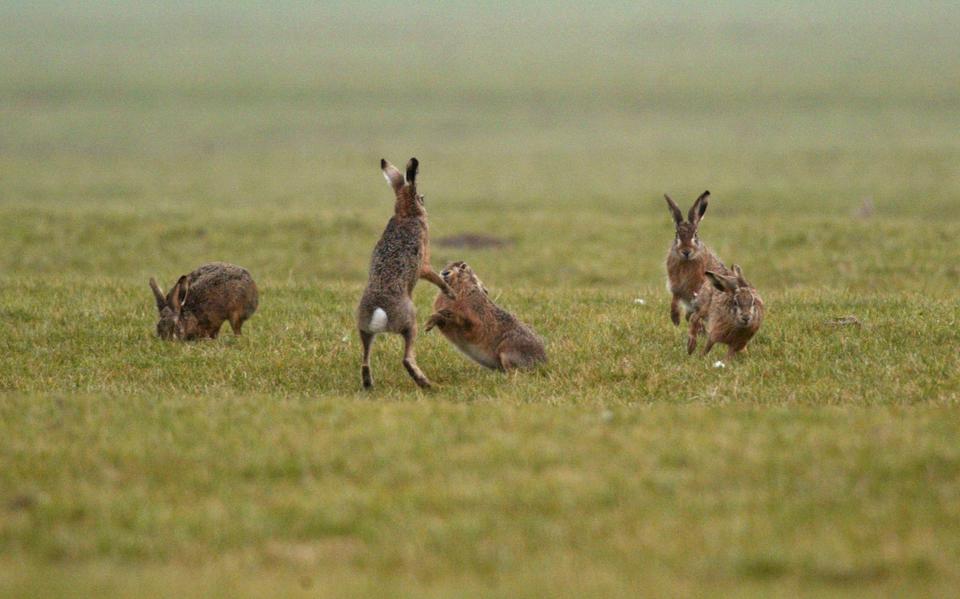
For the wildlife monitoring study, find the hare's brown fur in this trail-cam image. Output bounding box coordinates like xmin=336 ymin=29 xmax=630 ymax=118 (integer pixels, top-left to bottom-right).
xmin=149 ymin=262 xmax=258 ymax=341
xmin=425 ymin=262 xmax=546 ymax=371
xmin=356 ymin=158 xmax=455 ymax=389
xmin=687 ymin=265 xmax=764 ymax=361
xmin=664 ymin=191 xmax=726 ymax=325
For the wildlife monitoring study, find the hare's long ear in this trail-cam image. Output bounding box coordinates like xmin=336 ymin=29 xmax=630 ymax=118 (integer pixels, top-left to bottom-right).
xmin=381 ymin=159 xmax=404 ymax=191
xmin=706 ymin=270 xmax=737 ymax=292
xmin=170 ymin=275 xmax=189 ymax=313
xmin=688 ymin=190 xmax=710 ymax=225
xmin=405 ymin=157 xmax=419 ymax=185
xmin=732 ymin=264 xmax=748 ymax=287
xmin=664 ymin=194 xmax=683 ymax=226
xmin=149 ymin=278 xmax=166 ymax=313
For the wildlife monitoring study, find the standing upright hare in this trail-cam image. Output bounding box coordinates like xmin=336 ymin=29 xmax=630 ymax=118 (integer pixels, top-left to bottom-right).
xmin=687 ymin=264 xmax=764 ymax=360
xmin=356 ymin=157 xmax=455 ymax=389
xmin=149 ymin=262 xmax=258 ymax=340
xmin=425 ymin=261 xmax=547 ymax=371
xmin=664 ymin=191 xmax=726 ymax=325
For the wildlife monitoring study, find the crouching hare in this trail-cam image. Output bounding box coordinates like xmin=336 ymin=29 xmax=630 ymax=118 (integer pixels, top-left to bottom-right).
xmin=425 ymin=261 xmax=547 ymax=371
xmin=149 ymin=262 xmax=258 ymax=340
xmin=687 ymin=264 xmax=764 ymax=361
xmin=664 ymin=191 xmax=726 ymax=325
xmin=357 ymin=157 xmax=456 ymax=389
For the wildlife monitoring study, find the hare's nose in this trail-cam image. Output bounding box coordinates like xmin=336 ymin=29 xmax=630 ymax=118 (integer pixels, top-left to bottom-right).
xmin=681 ymin=249 xmax=691 ymax=258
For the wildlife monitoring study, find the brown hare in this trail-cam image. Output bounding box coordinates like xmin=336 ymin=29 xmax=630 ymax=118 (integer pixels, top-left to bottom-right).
xmin=149 ymin=262 xmax=258 ymax=340
xmin=664 ymin=191 xmax=726 ymax=326
xmin=357 ymin=157 xmax=455 ymax=389
xmin=687 ymin=264 xmax=764 ymax=361
xmin=425 ymin=261 xmax=547 ymax=371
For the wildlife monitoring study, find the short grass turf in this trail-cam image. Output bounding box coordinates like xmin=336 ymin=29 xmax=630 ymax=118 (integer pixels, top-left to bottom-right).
xmin=1 ymin=1 xmax=960 ymax=597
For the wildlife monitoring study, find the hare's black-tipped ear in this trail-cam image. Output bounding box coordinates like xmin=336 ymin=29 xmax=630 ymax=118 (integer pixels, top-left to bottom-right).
xmin=664 ymin=194 xmax=683 ymax=225
xmin=149 ymin=278 xmax=166 ymax=312
xmin=689 ymin=190 xmax=709 ymax=225
xmin=405 ymin=157 xmax=419 ymax=184
xmin=381 ymin=159 xmax=404 ymax=191
xmin=706 ymin=270 xmax=737 ymax=292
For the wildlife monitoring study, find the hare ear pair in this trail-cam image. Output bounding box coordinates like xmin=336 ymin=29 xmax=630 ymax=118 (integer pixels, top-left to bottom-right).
xmin=706 ymin=270 xmax=738 ymax=293
xmin=706 ymin=264 xmax=747 ymax=292
xmin=664 ymin=190 xmax=709 ymax=226
xmin=149 ymin=276 xmax=189 ymax=313
xmin=381 ymin=158 xmax=419 ymax=191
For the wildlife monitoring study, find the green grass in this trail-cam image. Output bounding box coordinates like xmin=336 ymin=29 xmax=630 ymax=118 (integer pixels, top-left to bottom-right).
xmin=1 ymin=1 xmax=959 ymax=596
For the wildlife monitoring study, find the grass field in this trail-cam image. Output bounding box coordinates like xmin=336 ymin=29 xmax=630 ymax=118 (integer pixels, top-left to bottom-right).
xmin=2 ymin=1 xmax=959 ymax=596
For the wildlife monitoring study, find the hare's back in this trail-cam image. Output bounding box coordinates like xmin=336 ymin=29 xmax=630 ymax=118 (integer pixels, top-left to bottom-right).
xmin=185 ymin=262 xmax=258 ymax=315
xmin=187 ymin=262 xmax=252 ymax=284
xmin=368 ymin=218 xmax=423 ymax=284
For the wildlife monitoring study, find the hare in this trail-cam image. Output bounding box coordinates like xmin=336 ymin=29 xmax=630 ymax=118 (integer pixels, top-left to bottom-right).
xmin=664 ymin=191 xmax=727 ymax=326
xmin=357 ymin=157 xmax=455 ymax=389
xmin=425 ymin=262 xmax=546 ymax=371
xmin=686 ymin=264 xmax=764 ymax=361
xmin=149 ymin=262 xmax=258 ymax=340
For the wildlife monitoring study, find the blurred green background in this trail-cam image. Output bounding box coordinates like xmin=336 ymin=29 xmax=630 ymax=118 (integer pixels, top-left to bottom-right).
xmin=1 ymin=2 xmax=959 ymax=597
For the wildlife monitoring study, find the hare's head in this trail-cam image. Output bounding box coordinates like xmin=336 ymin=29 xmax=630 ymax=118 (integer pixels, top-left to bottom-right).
xmin=706 ymin=265 xmax=760 ymax=328
xmin=440 ymin=261 xmax=489 ymax=295
xmin=149 ymin=276 xmax=197 ymax=340
xmin=665 ymin=191 xmax=710 ymax=261
xmin=381 ymin=157 xmax=425 ymax=217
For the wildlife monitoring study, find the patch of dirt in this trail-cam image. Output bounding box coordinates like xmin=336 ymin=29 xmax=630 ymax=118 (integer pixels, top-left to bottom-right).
xmin=263 ymin=538 xmax=364 ymax=567
xmin=435 ymin=233 xmax=511 ymax=249
xmin=7 ymin=493 xmax=36 ymax=511
xmin=854 ymin=197 xmax=875 ymax=219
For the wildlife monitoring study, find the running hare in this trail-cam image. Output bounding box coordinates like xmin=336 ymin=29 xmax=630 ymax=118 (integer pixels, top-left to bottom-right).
xmin=664 ymin=191 xmax=726 ymax=325
xmin=687 ymin=264 xmax=764 ymax=361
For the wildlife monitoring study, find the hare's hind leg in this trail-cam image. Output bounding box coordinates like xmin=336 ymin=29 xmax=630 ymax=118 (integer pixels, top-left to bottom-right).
xmin=229 ymin=310 xmax=247 ymax=335
xmin=401 ymin=327 xmax=432 ymax=389
xmin=360 ymin=330 xmax=376 ymax=389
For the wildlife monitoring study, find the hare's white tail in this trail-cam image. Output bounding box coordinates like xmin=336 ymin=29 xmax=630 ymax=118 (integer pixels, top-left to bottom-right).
xmin=369 ymin=308 xmax=388 ymax=333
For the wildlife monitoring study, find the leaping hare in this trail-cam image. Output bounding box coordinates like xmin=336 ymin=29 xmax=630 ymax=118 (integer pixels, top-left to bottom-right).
xmin=356 ymin=157 xmax=455 ymax=389
xmin=425 ymin=261 xmax=547 ymax=371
